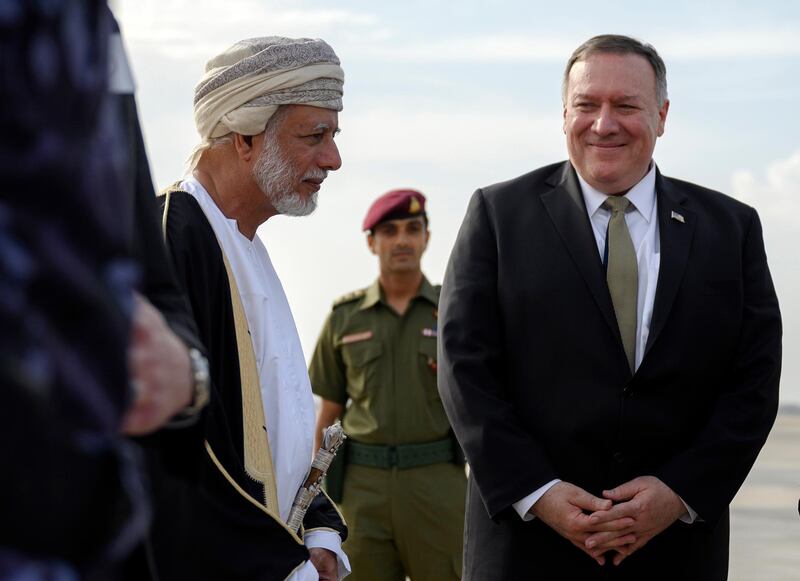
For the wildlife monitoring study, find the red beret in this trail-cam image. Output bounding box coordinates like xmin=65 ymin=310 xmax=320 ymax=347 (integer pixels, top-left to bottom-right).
xmin=362 ymin=189 xmax=427 ymax=231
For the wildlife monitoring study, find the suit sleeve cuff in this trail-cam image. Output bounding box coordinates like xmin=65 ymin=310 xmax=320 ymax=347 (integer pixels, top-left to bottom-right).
xmin=512 ymin=479 xmax=561 ymax=521
xmin=678 ymin=497 xmax=700 ymax=523
xmin=304 ymin=529 xmax=351 ymax=580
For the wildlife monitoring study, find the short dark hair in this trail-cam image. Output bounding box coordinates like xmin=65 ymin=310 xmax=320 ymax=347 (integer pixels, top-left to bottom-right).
xmin=562 ymin=34 xmax=668 ymax=107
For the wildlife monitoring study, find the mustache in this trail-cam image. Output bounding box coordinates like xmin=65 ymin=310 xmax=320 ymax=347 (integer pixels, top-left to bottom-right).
xmin=302 ymin=168 xmax=328 ymax=182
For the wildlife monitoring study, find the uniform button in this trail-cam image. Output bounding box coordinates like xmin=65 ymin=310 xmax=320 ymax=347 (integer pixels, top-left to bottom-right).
xmin=623 ymin=384 xmax=633 ymax=396
xmin=613 ymin=451 xmax=625 ymax=463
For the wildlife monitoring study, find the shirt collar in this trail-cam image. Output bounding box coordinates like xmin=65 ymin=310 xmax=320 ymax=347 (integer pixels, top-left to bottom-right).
xmin=416 ymin=276 xmax=439 ymax=305
xmin=360 ymin=279 xmax=382 ymax=310
xmin=576 ymin=162 xmax=657 ymax=223
xmin=359 ymin=275 xmax=438 ymax=310
xmin=183 ymin=176 xmax=257 ymax=242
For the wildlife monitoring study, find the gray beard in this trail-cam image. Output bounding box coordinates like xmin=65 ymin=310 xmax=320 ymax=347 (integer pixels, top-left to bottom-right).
xmin=251 ymin=136 xmax=323 ymax=217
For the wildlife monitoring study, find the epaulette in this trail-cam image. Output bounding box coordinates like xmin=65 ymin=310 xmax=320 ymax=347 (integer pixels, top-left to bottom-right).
xmin=332 ymin=288 xmax=366 ymax=308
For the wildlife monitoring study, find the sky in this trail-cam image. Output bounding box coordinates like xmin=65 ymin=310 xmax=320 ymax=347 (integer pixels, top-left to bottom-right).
xmin=115 ymin=0 xmax=800 ymax=404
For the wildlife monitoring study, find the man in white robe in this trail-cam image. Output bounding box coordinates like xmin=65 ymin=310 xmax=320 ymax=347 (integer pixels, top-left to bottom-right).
xmin=154 ymin=37 xmax=349 ymax=581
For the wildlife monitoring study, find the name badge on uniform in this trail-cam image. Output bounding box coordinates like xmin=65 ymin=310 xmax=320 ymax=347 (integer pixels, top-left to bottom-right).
xmin=340 ymin=330 xmax=373 ymax=345
xmin=422 ymin=328 xmax=437 ymax=338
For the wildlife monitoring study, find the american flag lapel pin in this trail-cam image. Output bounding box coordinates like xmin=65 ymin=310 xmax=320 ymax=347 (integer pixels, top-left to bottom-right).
xmin=670 ymin=210 xmax=685 ymax=224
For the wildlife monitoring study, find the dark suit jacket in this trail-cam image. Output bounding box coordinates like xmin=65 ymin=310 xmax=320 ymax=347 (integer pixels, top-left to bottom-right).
xmin=438 ymin=161 xmax=782 ymax=580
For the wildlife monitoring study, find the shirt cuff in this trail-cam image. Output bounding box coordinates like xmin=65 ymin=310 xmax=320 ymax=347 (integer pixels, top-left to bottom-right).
xmin=512 ymin=479 xmax=561 ymax=521
xmin=677 ymin=497 xmax=700 ymax=523
xmin=304 ymin=530 xmax=351 ymax=580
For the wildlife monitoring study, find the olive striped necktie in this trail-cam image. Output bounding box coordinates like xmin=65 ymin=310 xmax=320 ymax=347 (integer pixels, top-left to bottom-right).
xmin=603 ymin=196 xmax=638 ymax=372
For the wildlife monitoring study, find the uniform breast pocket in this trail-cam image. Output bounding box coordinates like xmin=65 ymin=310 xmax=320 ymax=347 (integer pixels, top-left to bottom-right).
xmin=418 ymin=338 xmax=440 ymax=401
xmin=341 ymin=341 xmax=383 ymax=401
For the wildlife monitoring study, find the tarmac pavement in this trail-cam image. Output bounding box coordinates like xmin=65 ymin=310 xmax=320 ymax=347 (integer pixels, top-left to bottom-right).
xmin=729 ymin=409 xmax=800 ymax=580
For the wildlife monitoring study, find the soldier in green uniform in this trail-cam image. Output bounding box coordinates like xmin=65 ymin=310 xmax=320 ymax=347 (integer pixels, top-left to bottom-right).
xmin=309 ymin=189 xmax=466 ymax=581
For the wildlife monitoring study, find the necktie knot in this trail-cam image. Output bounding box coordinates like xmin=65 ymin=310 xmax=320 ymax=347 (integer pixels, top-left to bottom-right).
xmin=603 ymin=196 xmax=632 ymax=214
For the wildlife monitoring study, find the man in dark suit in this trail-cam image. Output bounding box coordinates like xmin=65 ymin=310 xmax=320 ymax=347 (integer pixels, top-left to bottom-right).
xmin=438 ymin=34 xmax=782 ymax=580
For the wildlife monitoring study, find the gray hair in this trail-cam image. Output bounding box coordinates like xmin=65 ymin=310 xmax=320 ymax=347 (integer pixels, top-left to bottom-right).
xmin=208 ymin=134 xmax=233 ymax=149
xmin=561 ymin=34 xmax=668 ymax=107
xmin=185 ymin=105 xmax=290 ymax=175
xmin=263 ymin=104 xmax=291 ymax=137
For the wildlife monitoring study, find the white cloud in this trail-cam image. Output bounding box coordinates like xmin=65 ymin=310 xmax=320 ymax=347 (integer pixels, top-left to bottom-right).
xmin=731 ymin=150 xmax=800 ymax=223
xmin=369 ymin=35 xmax=575 ymax=63
xmin=359 ymin=28 xmax=800 ymax=64
xmin=273 ymin=9 xmax=377 ymax=27
xmin=658 ymin=28 xmax=800 ymax=60
xmin=115 ymin=0 xmax=379 ymax=60
xmin=117 ymin=2 xmax=800 ymax=66
xmin=339 ymin=107 xmax=563 ymax=166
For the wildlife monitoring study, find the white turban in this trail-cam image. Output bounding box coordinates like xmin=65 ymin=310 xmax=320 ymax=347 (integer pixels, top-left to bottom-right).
xmin=186 ymin=36 xmax=344 ymax=172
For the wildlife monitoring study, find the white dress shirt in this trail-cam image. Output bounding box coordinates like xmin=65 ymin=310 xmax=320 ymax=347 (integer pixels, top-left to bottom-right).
xmin=182 ymin=178 xmax=350 ymax=580
xmin=512 ymin=164 xmax=697 ymax=524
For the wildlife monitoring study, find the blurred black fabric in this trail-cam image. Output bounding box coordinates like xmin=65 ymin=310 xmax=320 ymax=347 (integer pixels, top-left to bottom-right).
xmin=0 ymin=2 xmax=204 ymax=579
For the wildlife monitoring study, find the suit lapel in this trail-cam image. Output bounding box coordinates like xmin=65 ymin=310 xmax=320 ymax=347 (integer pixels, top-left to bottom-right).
xmin=541 ymin=163 xmax=621 ymax=344
xmin=643 ymin=171 xmax=696 ymax=358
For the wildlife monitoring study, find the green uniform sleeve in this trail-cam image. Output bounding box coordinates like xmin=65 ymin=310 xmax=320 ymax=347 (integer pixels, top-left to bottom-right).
xmin=309 ymin=312 xmax=349 ymax=405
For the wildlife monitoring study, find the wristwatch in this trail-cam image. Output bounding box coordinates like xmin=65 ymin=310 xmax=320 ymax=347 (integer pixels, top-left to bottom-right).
xmin=184 ymin=347 xmax=210 ymax=414
xmin=168 ymin=348 xmax=210 ymax=428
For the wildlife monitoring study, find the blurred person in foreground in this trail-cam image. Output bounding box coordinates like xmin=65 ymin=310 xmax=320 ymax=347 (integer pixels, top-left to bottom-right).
xmin=156 ymin=37 xmax=349 ymax=580
xmin=0 ymin=2 xmax=204 ymax=579
xmin=108 ymin=10 xmax=213 ymax=579
xmin=438 ymin=34 xmax=782 ymax=580
xmin=309 ymin=189 xmax=466 ymax=581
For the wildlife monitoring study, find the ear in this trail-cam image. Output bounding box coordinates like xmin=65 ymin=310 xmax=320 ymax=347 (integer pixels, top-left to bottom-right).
xmin=562 ymin=105 xmax=568 ymax=134
xmin=423 ymin=229 xmax=430 ymax=250
xmin=367 ymin=233 xmax=377 ymax=255
xmin=233 ymin=132 xmax=257 ymax=162
xmin=657 ymin=99 xmax=670 ymax=137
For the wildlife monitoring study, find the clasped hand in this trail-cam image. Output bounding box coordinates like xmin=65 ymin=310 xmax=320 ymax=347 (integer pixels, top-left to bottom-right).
xmin=531 ymin=476 xmax=686 ymax=566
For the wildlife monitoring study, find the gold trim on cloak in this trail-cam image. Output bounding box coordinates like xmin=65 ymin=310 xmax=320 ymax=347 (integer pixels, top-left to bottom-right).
xmin=204 ymin=442 xmax=302 ymax=544
xmin=219 ymin=246 xmax=280 ymax=512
